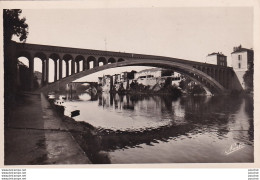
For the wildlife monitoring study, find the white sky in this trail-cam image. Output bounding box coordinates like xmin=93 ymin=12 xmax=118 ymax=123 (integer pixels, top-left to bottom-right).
xmin=17 ymin=7 xmax=253 ymax=82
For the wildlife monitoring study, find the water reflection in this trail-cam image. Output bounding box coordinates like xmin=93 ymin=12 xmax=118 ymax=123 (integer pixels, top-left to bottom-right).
xmin=53 ymin=92 xmax=254 ymax=163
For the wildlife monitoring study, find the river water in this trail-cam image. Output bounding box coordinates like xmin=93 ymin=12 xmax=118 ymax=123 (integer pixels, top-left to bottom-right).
xmin=52 ymin=92 xmax=254 ymax=163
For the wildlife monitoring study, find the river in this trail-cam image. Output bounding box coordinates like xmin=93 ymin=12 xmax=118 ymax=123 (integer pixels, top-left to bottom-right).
xmin=52 ymin=92 xmax=254 ymax=163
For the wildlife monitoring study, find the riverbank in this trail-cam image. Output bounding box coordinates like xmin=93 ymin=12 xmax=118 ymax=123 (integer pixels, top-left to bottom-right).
xmin=48 ymin=98 xmax=111 ymax=163
xmin=4 ymin=92 xmax=91 ymax=165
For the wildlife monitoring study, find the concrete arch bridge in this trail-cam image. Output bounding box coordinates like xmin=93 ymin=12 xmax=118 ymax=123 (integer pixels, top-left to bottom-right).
xmin=11 ymin=42 xmax=239 ymax=95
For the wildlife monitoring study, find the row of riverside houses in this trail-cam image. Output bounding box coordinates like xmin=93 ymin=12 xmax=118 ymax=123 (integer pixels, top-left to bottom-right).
xmin=98 ymin=68 xmax=183 ymax=93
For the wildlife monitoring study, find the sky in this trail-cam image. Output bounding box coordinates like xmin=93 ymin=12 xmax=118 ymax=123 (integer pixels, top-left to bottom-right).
xmin=16 ymin=7 xmax=253 ymax=82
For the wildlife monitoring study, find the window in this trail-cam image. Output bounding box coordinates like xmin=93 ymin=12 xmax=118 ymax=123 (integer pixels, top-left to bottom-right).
xmin=238 ymin=55 xmax=241 ymax=60
xmin=238 ymin=63 xmax=241 ymax=69
xmin=139 ymin=76 xmax=146 ymax=79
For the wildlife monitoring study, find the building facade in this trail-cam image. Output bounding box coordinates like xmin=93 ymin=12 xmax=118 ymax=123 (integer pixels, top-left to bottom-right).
xmin=135 ymin=68 xmax=182 ymax=87
xmin=206 ymin=52 xmax=227 ymax=66
xmin=102 ymin=75 xmax=112 ymax=92
xmin=231 ymin=45 xmax=254 ymax=89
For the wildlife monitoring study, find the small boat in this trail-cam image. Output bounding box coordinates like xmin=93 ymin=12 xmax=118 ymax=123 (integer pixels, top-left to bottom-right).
xmin=71 ymin=110 xmax=80 ymax=117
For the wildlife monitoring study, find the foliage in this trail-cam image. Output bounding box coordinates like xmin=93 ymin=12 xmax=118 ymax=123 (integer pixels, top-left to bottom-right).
xmin=243 ymin=64 xmax=254 ymax=92
xmin=188 ymin=84 xmax=206 ymax=95
xmin=161 ymin=69 xmax=174 ymax=77
xmin=179 ymin=78 xmax=206 ymax=95
xmin=3 ymin=9 xmax=29 ymax=43
xmin=163 ymin=77 xmax=172 ymax=88
xmin=127 ymin=71 xmax=137 ymax=80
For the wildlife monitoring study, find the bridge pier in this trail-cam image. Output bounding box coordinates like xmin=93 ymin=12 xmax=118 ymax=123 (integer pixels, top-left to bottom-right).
xmin=29 ymin=57 xmax=34 ymax=90
xmin=83 ymin=59 xmax=89 ymax=70
xmin=211 ymin=69 xmax=215 ymax=80
xmin=220 ymin=70 xmax=224 ymax=87
xmin=223 ymin=70 xmax=226 ymax=88
xmin=54 ymin=60 xmax=58 ymax=82
xmin=225 ymin=70 xmax=229 ymax=89
xmin=41 ymin=60 xmax=45 ymax=86
xmin=46 ymin=58 xmax=49 ymax=84
xmin=226 ymin=71 xmax=231 ymax=89
xmin=59 ymin=59 xmax=63 ymax=79
xmin=76 ymin=61 xmax=80 ymax=73
xmin=66 ymin=61 xmax=69 ymax=77
xmin=41 ymin=58 xmax=49 ymax=86
xmin=215 ymin=69 xmax=219 ymax=84
xmin=71 ymin=59 xmax=75 ymax=75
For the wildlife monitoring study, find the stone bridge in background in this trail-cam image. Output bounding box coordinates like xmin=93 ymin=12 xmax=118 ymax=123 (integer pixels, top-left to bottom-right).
xmin=9 ymin=41 xmax=242 ymax=94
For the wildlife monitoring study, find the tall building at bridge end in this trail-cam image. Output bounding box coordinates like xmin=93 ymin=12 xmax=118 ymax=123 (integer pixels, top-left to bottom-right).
xmin=231 ymin=45 xmax=254 ymax=89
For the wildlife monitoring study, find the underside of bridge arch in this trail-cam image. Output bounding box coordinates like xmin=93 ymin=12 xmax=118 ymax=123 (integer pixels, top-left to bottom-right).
xmin=49 ymin=53 xmax=60 ymax=61
xmin=87 ymin=56 xmax=97 ymax=69
xmin=16 ymin=51 xmax=35 ymax=90
xmin=75 ymin=55 xmax=85 ymax=73
xmin=35 ymin=52 xmax=47 ymax=61
xmin=16 ymin=51 xmax=31 ymax=60
xmin=16 ymin=55 xmax=31 ymax=90
xmin=108 ymin=57 xmax=116 ymax=64
xmin=118 ymin=58 xmax=125 ymax=62
xmin=63 ymin=54 xmax=74 ymax=76
xmin=98 ymin=57 xmax=107 ymax=66
xmin=39 ymin=59 xmax=227 ymax=94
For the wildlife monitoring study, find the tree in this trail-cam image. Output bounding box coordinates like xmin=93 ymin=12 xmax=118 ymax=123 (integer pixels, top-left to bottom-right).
xmin=4 ymin=9 xmax=29 ymax=105
xmin=243 ymin=63 xmax=254 ymax=92
xmin=3 ymin=9 xmax=29 ymax=43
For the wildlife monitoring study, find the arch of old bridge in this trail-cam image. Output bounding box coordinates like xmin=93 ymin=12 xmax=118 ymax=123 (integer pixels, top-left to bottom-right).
xmin=13 ymin=42 xmax=234 ymax=94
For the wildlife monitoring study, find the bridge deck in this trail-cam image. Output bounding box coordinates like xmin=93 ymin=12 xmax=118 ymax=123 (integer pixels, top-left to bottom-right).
xmin=16 ymin=42 xmax=231 ymax=69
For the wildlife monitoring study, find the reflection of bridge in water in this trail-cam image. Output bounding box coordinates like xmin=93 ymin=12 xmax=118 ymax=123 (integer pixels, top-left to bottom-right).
xmin=6 ymin=41 xmax=243 ymax=94
xmin=63 ymin=94 xmax=252 ymax=153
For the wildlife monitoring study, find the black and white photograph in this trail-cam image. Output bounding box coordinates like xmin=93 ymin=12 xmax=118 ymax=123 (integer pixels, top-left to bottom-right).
xmin=2 ymin=2 xmax=257 ymax=167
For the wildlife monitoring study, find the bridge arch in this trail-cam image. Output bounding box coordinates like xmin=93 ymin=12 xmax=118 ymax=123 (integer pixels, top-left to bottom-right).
xmin=7 ymin=42 xmax=237 ymax=93
xmin=75 ymin=55 xmax=85 ymax=73
xmin=40 ymin=59 xmax=227 ymax=94
xmin=98 ymin=57 xmax=107 ymax=66
xmin=16 ymin=51 xmax=36 ymax=90
xmin=17 ymin=51 xmax=31 ymax=60
xmin=16 ymin=53 xmax=31 ymax=90
xmin=49 ymin=53 xmax=60 ymax=82
xmin=87 ymin=56 xmax=97 ymax=69
xmin=108 ymin=57 xmax=116 ymax=64
xmin=32 ymin=52 xmax=46 ymax=86
xmin=63 ymin=54 xmax=74 ymax=77
xmin=118 ymin=58 xmax=125 ymax=62
xmin=34 ymin=52 xmax=47 ymax=61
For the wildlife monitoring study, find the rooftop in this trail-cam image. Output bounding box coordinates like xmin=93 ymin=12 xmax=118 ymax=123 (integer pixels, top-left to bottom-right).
xmin=231 ymin=46 xmax=253 ymax=54
xmin=207 ymin=52 xmax=226 ymax=56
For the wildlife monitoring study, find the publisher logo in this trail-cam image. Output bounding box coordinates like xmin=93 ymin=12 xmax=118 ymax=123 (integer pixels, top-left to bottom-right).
xmin=225 ymin=142 xmax=245 ymax=155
